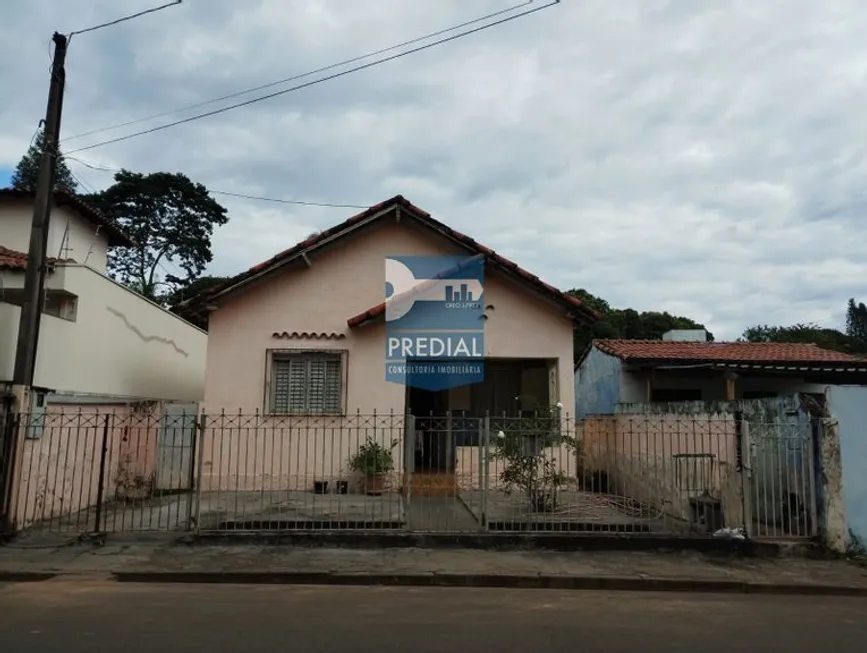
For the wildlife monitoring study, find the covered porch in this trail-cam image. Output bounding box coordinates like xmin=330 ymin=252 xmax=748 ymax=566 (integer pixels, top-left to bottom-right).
xmin=403 ymin=357 xmax=557 ymax=501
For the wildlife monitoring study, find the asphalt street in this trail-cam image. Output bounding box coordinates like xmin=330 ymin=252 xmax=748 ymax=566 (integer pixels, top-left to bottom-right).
xmin=1 ymin=579 xmax=866 ymax=652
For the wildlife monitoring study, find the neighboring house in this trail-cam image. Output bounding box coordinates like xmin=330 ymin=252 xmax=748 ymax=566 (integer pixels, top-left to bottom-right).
xmin=0 ymin=189 xmax=209 ymax=532
xmin=0 ymin=189 xmax=207 ymax=403
xmin=574 ymin=332 xmax=867 ymax=541
xmin=174 ymin=195 xmax=597 ymax=493
xmin=574 ymin=330 xmax=867 ymax=418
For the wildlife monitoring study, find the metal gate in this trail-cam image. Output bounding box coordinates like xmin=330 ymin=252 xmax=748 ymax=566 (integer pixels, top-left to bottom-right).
xmin=745 ymin=417 xmax=818 ymax=539
xmin=155 ymin=404 xmax=198 ymax=491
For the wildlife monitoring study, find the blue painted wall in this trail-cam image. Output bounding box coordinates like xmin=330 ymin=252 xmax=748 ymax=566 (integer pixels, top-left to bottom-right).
xmin=574 ymin=347 xmax=622 ymax=418
xmin=827 ymin=386 xmax=867 ymax=547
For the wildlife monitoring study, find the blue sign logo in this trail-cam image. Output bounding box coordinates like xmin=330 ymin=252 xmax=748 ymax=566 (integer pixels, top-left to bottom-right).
xmin=385 ymin=254 xmax=485 ymax=390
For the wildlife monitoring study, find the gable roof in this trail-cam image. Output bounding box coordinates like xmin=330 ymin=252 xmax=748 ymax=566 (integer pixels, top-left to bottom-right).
xmin=0 ymin=245 xmax=68 ymax=272
xmin=174 ymin=195 xmax=600 ymax=325
xmin=0 ymin=188 xmax=134 ymax=247
xmin=586 ymin=339 xmax=867 ymax=371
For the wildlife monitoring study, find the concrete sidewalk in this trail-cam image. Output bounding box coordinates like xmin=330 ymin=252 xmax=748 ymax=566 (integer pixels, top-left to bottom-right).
xmin=2 ymin=539 xmax=867 ymax=596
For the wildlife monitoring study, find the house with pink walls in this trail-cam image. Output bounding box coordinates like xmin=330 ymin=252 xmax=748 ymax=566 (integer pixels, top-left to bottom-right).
xmin=174 ymin=195 xmax=597 ymax=496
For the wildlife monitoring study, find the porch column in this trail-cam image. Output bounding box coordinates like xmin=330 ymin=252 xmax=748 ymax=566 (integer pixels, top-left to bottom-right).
xmin=724 ymin=371 xmax=738 ymax=401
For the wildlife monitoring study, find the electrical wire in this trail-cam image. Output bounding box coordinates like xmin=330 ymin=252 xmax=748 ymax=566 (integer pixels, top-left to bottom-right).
xmin=65 ymin=0 xmax=560 ymax=155
xmin=62 ymin=1 xmax=534 ymax=143
xmin=208 ymin=190 xmax=367 ymax=209
xmin=65 ymin=155 xmax=370 ymax=209
xmin=69 ymin=1 xmax=182 ymax=38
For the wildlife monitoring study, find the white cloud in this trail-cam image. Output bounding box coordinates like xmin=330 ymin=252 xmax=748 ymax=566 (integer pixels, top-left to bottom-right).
xmin=2 ymin=0 xmax=867 ymax=339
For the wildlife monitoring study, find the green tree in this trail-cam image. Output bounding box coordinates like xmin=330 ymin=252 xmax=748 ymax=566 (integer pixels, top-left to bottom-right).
xmin=741 ymin=323 xmax=860 ymax=354
xmin=165 ymin=275 xmax=230 ymax=307
xmin=86 ymin=170 xmax=228 ymax=302
xmin=10 ymin=129 xmax=78 ymax=193
xmin=846 ymin=298 xmax=867 ymax=351
xmin=567 ymin=288 xmax=713 ymax=355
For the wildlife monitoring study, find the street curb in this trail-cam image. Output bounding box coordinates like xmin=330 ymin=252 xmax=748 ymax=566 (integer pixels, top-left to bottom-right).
xmin=180 ymin=532 xmax=828 ymax=558
xmin=0 ymin=572 xmax=57 ymax=583
xmin=107 ymin=571 xmax=867 ymax=597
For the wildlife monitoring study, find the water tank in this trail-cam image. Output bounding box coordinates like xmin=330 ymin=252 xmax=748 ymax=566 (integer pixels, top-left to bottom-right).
xmin=662 ymin=329 xmax=707 ymax=342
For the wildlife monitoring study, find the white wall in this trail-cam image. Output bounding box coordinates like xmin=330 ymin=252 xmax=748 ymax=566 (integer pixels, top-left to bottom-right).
xmin=0 ymin=302 xmax=17 ymax=381
xmin=0 ymin=200 xmax=109 ymax=272
xmin=0 ymin=264 xmax=206 ymax=401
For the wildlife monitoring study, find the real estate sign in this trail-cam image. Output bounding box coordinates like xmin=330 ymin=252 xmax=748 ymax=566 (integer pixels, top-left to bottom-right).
xmin=384 ymin=254 xmax=485 ymax=390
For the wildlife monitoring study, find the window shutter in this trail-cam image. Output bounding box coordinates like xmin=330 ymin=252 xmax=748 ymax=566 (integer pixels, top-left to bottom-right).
xmin=272 ymin=358 xmax=292 ymax=414
xmin=270 ymin=352 xmax=342 ymax=414
xmin=307 ymin=358 xmax=327 ymax=413
xmin=288 ymin=358 xmax=308 ymax=413
xmin=323 ymin=357 xmax=342 ymax=414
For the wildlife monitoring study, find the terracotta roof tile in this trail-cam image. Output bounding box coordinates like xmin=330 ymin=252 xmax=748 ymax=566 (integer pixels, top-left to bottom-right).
xmin=593 ymin=339 xmax=867 ymax=364
xmin=0 ymin=246 xmax=67 ymax=272
xmin=175 ymin=195 xmax=600 ymax=325
xmin=0 ymin=189 xmax=134 ymax=247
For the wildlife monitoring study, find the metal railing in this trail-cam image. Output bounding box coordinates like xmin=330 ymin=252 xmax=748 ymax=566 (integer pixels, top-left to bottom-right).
xmin=2 ymin=408 xmax=820 ymax=539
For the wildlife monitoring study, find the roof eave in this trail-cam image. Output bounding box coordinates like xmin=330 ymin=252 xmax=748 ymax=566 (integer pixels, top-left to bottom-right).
xmin=178 ymin=202 xmax=409 ymax=312
xmin=623 ymin=359 xmax=867 ymax=372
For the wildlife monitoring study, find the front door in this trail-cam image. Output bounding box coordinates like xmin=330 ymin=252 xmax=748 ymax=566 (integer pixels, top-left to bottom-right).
xmin=408 ymin=386 xmax=450 ymax=472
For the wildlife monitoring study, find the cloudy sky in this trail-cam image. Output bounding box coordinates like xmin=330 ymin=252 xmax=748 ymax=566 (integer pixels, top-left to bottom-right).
xmin=2 ymin=0 xmax=866 ymax=339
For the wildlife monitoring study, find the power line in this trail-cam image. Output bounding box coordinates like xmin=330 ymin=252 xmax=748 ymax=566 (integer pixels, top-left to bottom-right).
xmin=65 ymin=0 xmax=560 ymax=155
xmin=62 ymin=1 xmax=533 ymax=143
xmin=69 ymin=1 xmax=182 ymax=38
xmin=209 ymin=190 xmax=368 ymax=209
xmin=65 ymin=155 xmax=368 ymax=209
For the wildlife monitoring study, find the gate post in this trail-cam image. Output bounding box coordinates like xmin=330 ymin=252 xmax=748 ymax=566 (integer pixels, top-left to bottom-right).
xmin=0 ymin=405 xmax=19 ymax=534
xmin=184 ymin=410 xmax=199 ymax=531
xmin=403 ymin=414 xmax=415 ymax=531
xmin=481 ymin=415 xmax=490 ymax=530
xmin=192 ymin=413 xmax=207 ymax=534
xmin=92 ymin=414 xmax=111 ymax=533
xmin=739 ymin=419 xmax=753 ymax=538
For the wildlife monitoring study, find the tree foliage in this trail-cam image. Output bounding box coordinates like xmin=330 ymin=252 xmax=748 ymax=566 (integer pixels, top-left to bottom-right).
xmin=164 ymin=275 xmax=230 ymax=308
xmin=846 ymin=299 xmax=867 ymax=352
xmin=742 ymin=299 xmax=867 ymax=356
xmin=86 ymin=170 xmax=228 ymax=302
xmin=10 ymin=129 xmax=78 ymax=193
xmin=567 ymin=288 xmax=714 ymax=355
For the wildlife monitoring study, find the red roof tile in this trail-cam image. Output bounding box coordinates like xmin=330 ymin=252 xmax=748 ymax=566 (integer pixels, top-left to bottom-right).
xmin=175 ymin=195 xmax=600 ymax=325
xmin=593 ymin=339 xmax=866 ymax=364
xmin=0 ymin=246 xmax=68 ymax=272
xmin=0 ymin=189 xmax=134 ymax=247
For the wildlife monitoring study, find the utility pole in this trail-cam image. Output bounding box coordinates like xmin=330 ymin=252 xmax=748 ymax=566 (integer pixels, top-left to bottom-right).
xmin=11 ymin=32 xmax=68 ymax=398
xmin=1 ymin=32 xmax=67 ymax=532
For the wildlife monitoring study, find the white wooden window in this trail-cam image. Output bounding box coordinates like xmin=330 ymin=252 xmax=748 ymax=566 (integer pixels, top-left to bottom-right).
xmin=270 ymin=351 xmax=343 ymax=415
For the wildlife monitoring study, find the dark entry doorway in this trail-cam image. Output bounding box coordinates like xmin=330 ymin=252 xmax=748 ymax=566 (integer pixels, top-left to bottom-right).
xmin=407 ymin=385 xmax=450 ymax=472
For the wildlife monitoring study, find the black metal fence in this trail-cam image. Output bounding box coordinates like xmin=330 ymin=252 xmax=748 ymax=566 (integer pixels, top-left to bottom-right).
xmin=1 ymin=408 xmax=820 ymax=539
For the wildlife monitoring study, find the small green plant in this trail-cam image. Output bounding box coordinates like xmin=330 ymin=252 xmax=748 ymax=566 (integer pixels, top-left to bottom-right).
xmin=347 ymin=437 xmax=396 ymax=477
xmin=847 ymin=529 xmax=867 ymax=568
xmin=491 ymin=404 xmax=579 ymax=513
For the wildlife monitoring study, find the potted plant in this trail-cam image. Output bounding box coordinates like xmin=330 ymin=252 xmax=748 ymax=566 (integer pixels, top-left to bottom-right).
xmin=347 ymin=437 xmax=396 ymax=496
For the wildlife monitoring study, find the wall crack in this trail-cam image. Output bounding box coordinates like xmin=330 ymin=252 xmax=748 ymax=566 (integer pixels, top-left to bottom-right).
xmin=106 ymin=306 xmax=189 ymax=357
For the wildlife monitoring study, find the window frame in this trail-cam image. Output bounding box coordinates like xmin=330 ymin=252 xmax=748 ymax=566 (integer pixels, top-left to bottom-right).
xmin=264 ymin=348 xmax=347 ymax=416
xmin=43 ymin=294 xmax=78 ymax=322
